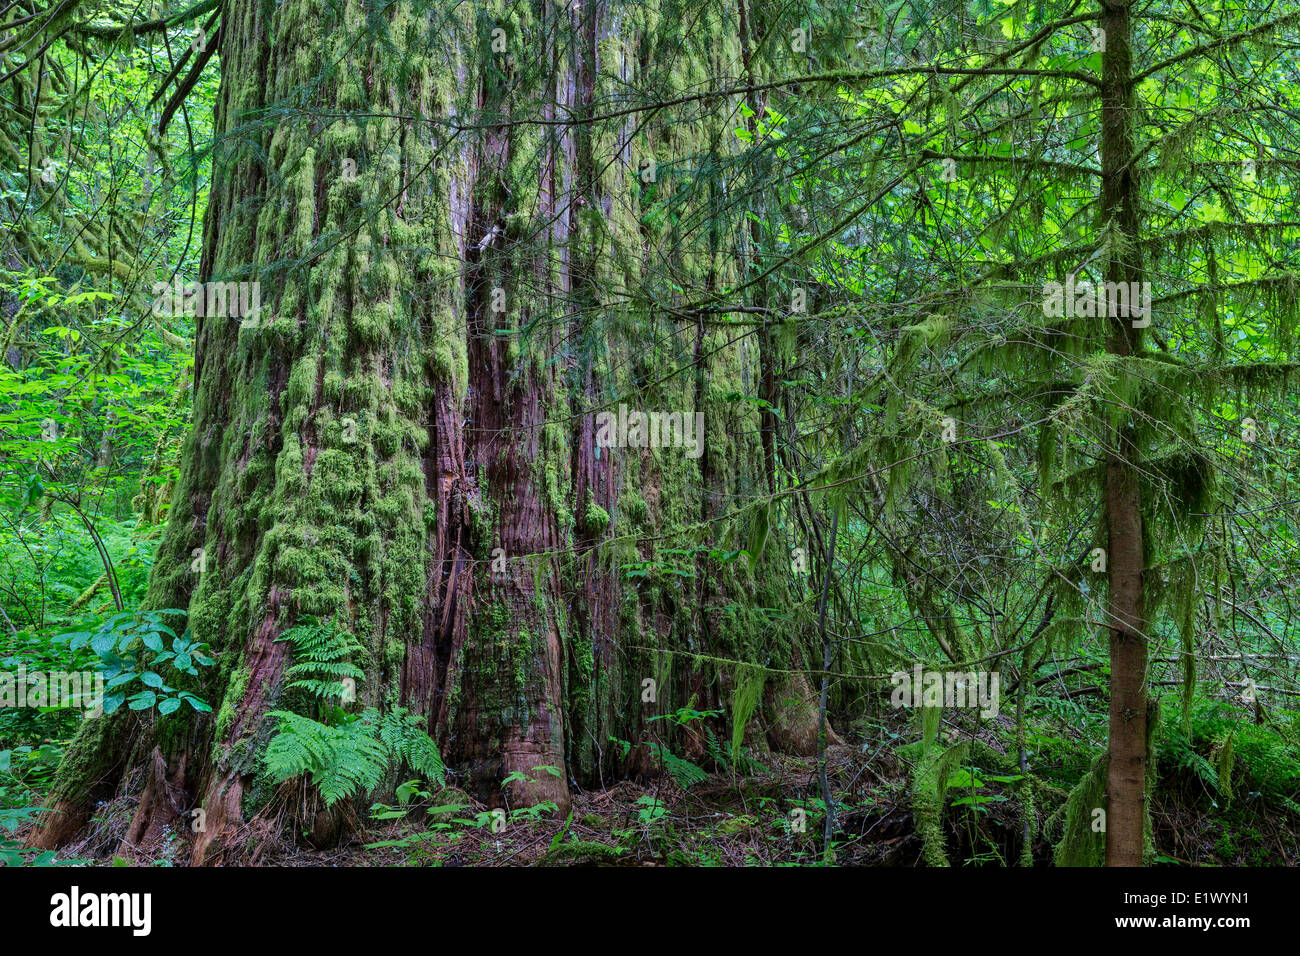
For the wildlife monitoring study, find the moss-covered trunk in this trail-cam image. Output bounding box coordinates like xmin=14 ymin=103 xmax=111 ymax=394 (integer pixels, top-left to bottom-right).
xmin=31 ymin=0 xmax=827 ymax=863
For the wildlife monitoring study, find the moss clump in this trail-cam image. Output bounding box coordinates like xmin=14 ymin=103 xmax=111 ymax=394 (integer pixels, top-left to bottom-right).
xmin=620 ymin=489 xmax=648 ymax=527
xmin=582 ymin=496 xmax=610 ymax=535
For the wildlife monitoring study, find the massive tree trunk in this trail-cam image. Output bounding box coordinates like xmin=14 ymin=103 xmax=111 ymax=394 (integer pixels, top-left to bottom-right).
xmin=1098 ymin=0 xmax=1149 ymax=867
xmin=31 ymin=0 xmax=826 ymax=863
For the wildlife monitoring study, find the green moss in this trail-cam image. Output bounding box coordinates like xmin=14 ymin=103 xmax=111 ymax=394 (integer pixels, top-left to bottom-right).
xmin=582 ymin=496 xmax=610 ymax=535
xmin=44 ymin=715 xmax=120 ymax=805
xmin=620 ymin=489 xmax=648 ymax=527
xmin=215 ymin=663 xmax=250 ymax=742
xmin=1050 ymin=754 xmax=1109 ymax=867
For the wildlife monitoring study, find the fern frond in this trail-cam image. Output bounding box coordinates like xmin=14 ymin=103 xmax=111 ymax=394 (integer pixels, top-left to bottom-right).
xmin=379 ymin=707 xmax=446 ymax=785
xmin=264 ymin=620 xmax=445 ymax=807
xmin=646 ymin=742 xmax=708 ymax=789
xmin=263 ymin=708 xmax=445 ymax=806
xmin=276 ymin=618 xmax=367 ymax=703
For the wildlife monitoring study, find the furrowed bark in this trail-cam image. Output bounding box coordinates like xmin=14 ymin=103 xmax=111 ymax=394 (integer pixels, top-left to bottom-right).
xmin=31 ymin=0 xmax=831 ymax=862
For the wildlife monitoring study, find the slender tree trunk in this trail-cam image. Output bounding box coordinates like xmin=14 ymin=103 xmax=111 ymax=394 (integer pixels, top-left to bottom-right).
xmin=1098 ymin=0 xmax=1148 ymax=867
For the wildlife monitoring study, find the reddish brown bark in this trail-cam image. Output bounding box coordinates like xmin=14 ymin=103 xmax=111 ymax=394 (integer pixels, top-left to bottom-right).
xmin=1099 ymin=0 xmax=1148 ymax=868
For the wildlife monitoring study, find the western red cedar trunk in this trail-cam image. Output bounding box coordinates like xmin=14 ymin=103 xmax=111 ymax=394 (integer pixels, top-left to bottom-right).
xmin=31 ymin=0 xmax=828 ymax=862
xmin=1098 ymin=0 xmax=1148 ymax=867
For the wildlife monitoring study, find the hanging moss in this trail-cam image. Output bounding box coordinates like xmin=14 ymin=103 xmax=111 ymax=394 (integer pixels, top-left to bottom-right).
xmin=1050 ymin=754 xmax=1108 ymax=867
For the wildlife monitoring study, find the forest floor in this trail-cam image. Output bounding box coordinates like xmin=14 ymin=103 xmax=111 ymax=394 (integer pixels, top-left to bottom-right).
xmin=246 ymin=760 xmax=1292 ymax=868
xmin=167 ymin=708 xmax=1294 ymax=868
xmin=242 ymin=747 xmax=982 ymax=868
xmin=28 ymin=701 xmax=1295 ymax=867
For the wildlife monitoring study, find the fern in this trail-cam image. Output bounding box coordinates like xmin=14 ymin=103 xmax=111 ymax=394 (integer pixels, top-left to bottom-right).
xmin=276 ymin=617 xmax=365 ymax=704
xmin=704 ymin=726 xmax=729 ymax=770
xmin=379 ymin=708 xmax=446 ymax=784
xmin=263 ymin=617 xmax=445 ymax=807
xmin=1185 ymin=702 xmax=1300 ymax=802
xmin=264 ymin=710 xmax=390 ymax=807
xmin=704 ymin=725 xmax=768 ymax=776
xmin=264 ymin=708 xmax=446 ymax=807
xmin=1156 ymin=732 xmax=1220 ymax=795
xmin=542 ymin=840 xmax=626 ymax=863
xmin=645 ymin=742 xmax=708 ymax=789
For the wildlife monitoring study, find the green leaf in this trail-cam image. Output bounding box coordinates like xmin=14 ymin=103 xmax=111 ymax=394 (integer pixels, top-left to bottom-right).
xmin=746 ymin=502 xmax=770 ymax=564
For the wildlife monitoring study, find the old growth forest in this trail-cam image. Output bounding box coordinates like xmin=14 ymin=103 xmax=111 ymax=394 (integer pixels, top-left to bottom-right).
xmin=3 ymin=0 xmax=1300 ymax=883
